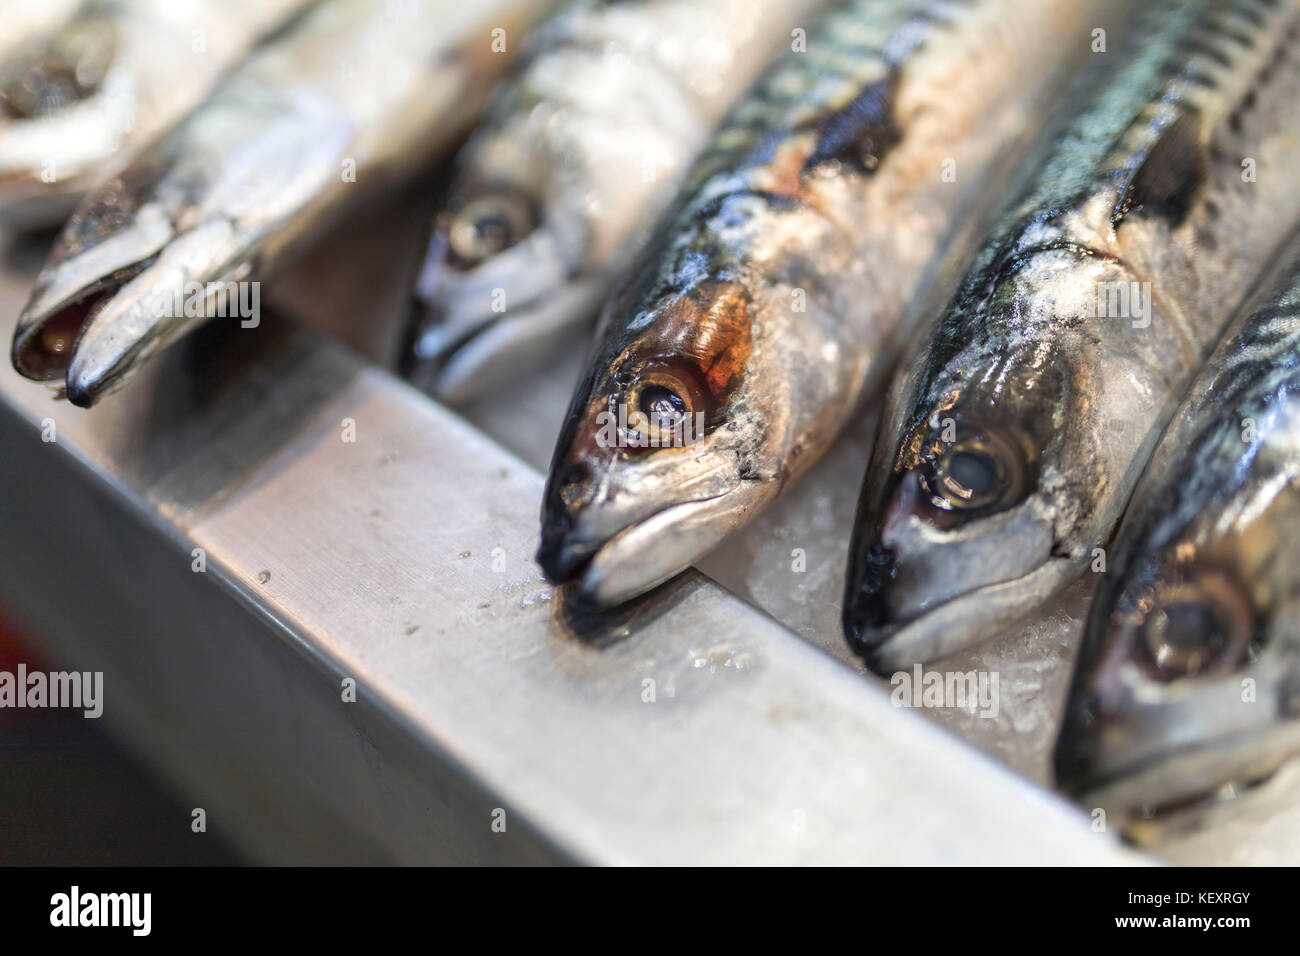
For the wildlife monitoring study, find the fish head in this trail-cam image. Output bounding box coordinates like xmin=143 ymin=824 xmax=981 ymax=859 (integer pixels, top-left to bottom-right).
xmin=407 ymin=82 xmax=683 ymax=404
xmin=1055 ymin=461 xmax=1300 ymax=818
xmin=11 ymin=159 xmax=176 ymax=390
xmin=845 ymin=248 xmax=1128 ymax=670
xmin=12 ymin=85 xmax=345 ymax=405
xmin=537 ymin=277 xmax=783 ymax=605
xmin=11 ymin=154 xmax=254 ymax=405
xmin=407 ymin=145 xmax=604 ymax=402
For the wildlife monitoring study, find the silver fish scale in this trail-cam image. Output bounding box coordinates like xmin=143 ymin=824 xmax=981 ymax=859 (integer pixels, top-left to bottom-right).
xmin=545 ymin=0 xmax=1122 ymax=608
xmin=471 ymin=0 xmax=716 ymax=129
xmin=616 ymin=0 xmax=986 ymax=336
xmin=680 ymin=0 xmax=965 ymax=197
xmin=1127 ymin=264 xmax=1300 ymax=560
xmin=842 ymin=0 xmax=1300 ymax=670
xmin=910 ymin=0 xmax=1300 ymax=422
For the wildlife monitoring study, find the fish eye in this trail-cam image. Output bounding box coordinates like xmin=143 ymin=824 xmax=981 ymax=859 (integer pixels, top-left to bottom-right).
xmin=623 ymin=366 xmax=709 ymax=448
xmin=1137 ymin=573 xmax=1255 ymax=680
xmin=639 ymin=384 xmax=688 ymax=429
xmin=919 ymin=422 xmax=1033 ymax=514
xmin=445 ymin=190 xmax=536 ymax=269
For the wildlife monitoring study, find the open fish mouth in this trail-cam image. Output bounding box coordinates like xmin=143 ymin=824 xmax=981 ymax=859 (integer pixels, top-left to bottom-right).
xmin=11 ymin=256 xmax=154 ymax=384
xmin=11 ymin=175 xmax=178 ymax=393
xmin=403 ymin=299 xmax=500 ymax=389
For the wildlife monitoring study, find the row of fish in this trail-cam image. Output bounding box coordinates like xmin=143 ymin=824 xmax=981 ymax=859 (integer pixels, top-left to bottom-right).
xmin=4 ymin=0 xmax=1300 ymax=826
xmin=11 ymin=0 xmax=557 ymax=404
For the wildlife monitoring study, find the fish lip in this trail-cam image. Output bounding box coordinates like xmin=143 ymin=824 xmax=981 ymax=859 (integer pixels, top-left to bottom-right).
xmin=1055 ymin=736 xmax=1285 ymax=819
xmin=1052 ymin=720 xmax=1110 ymax=798
xmin=36 ymin=211 xmax=243 ymax=406
xmin=536 ymin=485 xmax=749 ymax=607
xmin=11 ymin=257 xmax=155 ymax=382
xmin=61 ymin=296 xmax=164 ymax=408
xmin=64 ymin=362 xmax=111 ymax=408
xmin=409 ymin=273 xmax=598 ymax=403
xmin=405 ymin=300 xmax=505 ymax=397
xmin=535 ymin=499 xmax=704 ymax=594
xmin=841 ymin=538 xmax=898 ymax=658
xmin=1054 ymin=681 xmax=1300 ymax=817
xmin=13 ymin=195 xmax=174 ymax=383
xmin=406 ymin=227 xmax=513 ymax=385
xmin=535 ymin=521 xmax=600 ymax=585
xmin=10 ymin=311 xmax=70 ymax=381
xmin=846 ymin=556 xmax=1074 ymax=673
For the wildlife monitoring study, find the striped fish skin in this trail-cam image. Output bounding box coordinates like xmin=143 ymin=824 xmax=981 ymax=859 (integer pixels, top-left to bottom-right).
xmin=844 ymin=0 xmax=1300 ymax=672
xmin=403 ymin=0 xmax=821 ymax=404
xmin=537 ymin=0 xmax=1122 ymax=607
xmin=1055 ymin=252 xmax=1300 ymax=819
xmin=0 ymin=0 xmax=309 ymax=228
xmin=10 ymin=0 xmax=556 ymax=407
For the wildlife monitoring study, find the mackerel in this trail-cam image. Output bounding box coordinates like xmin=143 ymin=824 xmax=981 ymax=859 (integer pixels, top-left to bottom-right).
xmin=1055 ymin=244 xmax=1300 ymax=819
xmin=403 ymin=0 xmax=822 ymax=403
xmin=538 ymin=0 xmax=1124 ymax=606
xmin=11 ymin=0 xmax=556 ymax=406
xmin=844 ymin=0 xmax=1300 ymax=671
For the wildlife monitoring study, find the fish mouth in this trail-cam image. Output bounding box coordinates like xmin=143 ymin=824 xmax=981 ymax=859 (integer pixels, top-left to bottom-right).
xmin=12 ymin=194 xmax=175 ymax=390
xmin=1055 ymin=729 xmax=1300 ymax=829
xmin=404 ymin=298 xmax=522 ymax=404
xmin=407 ymin=277 xmax=599 ymax=404
xmin=402 ymin=298 xmax=499 ymax=395
xmin=1053 ymin=658 xmax=1300 ymax=830
xmin=15 ymin=207 xmax=244 ymax=407
xmin=11 ymin=256 xmax=154 ymax=384
xmin=538 ymin=482 xmax=762 ymax=607
xmin=845 ymin=556 xmax=1073 ymax=673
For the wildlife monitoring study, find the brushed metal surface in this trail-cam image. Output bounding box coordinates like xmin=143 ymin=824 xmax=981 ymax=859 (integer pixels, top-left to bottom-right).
xmin=0 ymin=232 xmax=1143 ymax=864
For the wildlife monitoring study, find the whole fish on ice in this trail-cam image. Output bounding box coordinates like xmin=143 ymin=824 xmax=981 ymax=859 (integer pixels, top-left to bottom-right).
xmin=1055 ymin=245 xmax=1300 ymax=822
xmin=538 ymin=0 xmax=1125 ymax=606
xmin=843 ymin=0 xmax=1300 ymax=672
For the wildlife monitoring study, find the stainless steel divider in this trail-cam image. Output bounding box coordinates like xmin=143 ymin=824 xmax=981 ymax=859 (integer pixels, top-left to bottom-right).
xmin=0 ymin=274 xmax=1143 ymax=863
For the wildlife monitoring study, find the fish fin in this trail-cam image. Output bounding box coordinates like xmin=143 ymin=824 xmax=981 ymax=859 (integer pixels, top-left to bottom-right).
xmin=1111 ymin=110 xmax=1208 ymax=228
